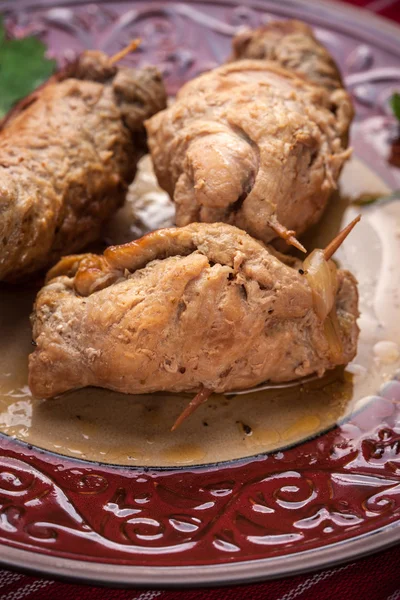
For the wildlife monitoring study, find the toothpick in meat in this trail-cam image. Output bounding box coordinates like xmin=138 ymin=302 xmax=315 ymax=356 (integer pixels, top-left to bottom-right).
xmin=323 ymin=215 xmax=361 ymax=261
xmin=109 ymin=39 xmax=141 ymax=66
xmin=267 ymin=216 xmax=307 ymax=253
xmin=171 ymin=386 xmax=213 ymax=432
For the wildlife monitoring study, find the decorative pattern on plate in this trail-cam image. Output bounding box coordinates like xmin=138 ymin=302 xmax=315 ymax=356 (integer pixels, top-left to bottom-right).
xmin=0 ymin=383 xmax=398 ymax=565
xmin=0 ymin=0 xmax=400 ymax=579
xmin=3 ymin=1 xmax=400 ymax=94
xmin=3 ymin=0 xmax=400 ymax=187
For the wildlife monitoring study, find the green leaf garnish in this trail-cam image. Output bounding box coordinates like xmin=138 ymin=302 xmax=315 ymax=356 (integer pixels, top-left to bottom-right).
xmin=352 ymin=190 xmax=400 ymax=206
xmin=390 ymin=92 xmax=400 ymax=123
xmin=0 ymin=16 xmax=57 ymax=118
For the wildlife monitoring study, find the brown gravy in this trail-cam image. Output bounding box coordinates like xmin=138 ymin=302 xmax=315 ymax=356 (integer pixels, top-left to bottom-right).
xmin=0 ymin=156 xmax=399 ymax=467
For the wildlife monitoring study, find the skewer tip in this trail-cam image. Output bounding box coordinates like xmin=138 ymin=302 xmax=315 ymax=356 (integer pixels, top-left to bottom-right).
xmin=288 ymin=236 xmax=307 ymax=254
xmin=323 ymin=214 xmax=361 ymax=261
xmin=109 ymin=39 xmax=141 ymax=66
xmin=267 ymin=217 xmax=306 ymax=253
xmin=171 ymin=386 xmax=213 ymax=431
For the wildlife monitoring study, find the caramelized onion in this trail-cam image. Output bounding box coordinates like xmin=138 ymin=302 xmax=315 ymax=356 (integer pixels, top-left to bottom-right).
xmin=303 ymin=249 xmax=338 ymax=321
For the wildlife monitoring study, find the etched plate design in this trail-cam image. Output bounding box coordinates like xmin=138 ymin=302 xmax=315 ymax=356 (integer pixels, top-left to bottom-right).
xmin=0 ymin=384 xmax=398 ymax=565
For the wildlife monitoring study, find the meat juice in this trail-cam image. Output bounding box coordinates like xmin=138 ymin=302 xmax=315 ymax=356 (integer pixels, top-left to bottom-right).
xmin=0 ymin=155 xmax=399 ymax=467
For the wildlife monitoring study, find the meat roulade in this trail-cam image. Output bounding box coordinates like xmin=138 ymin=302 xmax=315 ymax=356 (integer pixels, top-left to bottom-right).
xmin=145 ymin=20 xmax=353 ymax=251
xmin=0 ymin=49 xmax=166 ymax=282
xmin=29 ymin=222 xmax=359 ymax=407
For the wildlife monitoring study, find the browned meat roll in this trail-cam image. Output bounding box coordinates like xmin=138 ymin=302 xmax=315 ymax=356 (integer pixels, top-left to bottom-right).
xmin=145 ymin=20 xmax=353 ymax=251
xmin=231 ymin=19 xmax=344 ymax=92
xmin=0 ymin=50 xmax=167 ymax=282
xmin=29 ymin=222 xmax=359 ymax=401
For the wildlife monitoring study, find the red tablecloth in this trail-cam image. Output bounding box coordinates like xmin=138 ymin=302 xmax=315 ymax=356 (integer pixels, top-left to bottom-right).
xmin=0 ymin=542 xmax=398 ymax=599
xmin=1 ymin=0 xmax=399 ymax=598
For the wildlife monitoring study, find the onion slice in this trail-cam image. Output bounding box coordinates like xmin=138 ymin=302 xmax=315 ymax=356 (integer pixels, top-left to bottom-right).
xmin=302 ymin=217 xmax=360 ymax=362
xmin=303 ymin=249 xmax=338 ymax=321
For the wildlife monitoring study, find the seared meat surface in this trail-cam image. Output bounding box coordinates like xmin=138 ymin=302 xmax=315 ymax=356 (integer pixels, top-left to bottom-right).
xmin=29 ymin=223 xmax=359 ymax=399
xmin=0 ymin=51 xmax=166 ymax=282
xmin=145 ymin=21 xmax=353 ymax=248
xmin=231 ymin=19 xmax=343 ymax=92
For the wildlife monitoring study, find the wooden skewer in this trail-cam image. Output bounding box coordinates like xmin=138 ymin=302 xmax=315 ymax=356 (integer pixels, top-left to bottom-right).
xmin=171 ymin=386 xmax=213 ymax=432
xmin=267 ymin=217 xmax=307 ymax=253
xmin=109 ymin=39 xmax=141 ymax=66
xmin=323 ymin=215 xmax=361 ymax=261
